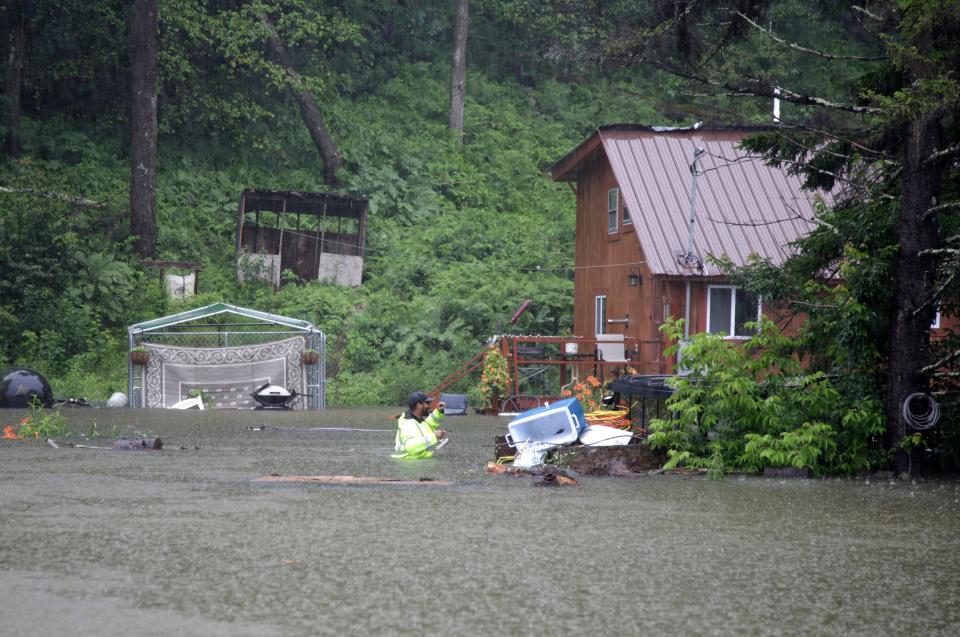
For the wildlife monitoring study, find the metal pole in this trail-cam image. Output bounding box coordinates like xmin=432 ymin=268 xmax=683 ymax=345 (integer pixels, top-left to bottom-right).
xmin=127 ymin=329 xmax=135 ymax=408
xmin=680 ymin=147 xmax=705 ymax=364
xmin=683 ymin=148 xmax=705 ymax=260
xmin=320 ymin=331 xmax=326 ymax=410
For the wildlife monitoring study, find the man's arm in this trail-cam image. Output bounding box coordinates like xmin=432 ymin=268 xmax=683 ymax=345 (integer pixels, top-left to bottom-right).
xmin=425 ymin=401 xmax=446 ymax=432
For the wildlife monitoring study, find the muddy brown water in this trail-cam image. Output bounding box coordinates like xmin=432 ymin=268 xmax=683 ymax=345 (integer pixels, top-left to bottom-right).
xmin=2 ymin=408 xmax=960 ymax=636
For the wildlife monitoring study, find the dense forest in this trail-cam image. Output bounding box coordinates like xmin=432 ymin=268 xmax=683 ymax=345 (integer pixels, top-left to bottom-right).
xmin=2 ymin=1 xmax=958 ymax=473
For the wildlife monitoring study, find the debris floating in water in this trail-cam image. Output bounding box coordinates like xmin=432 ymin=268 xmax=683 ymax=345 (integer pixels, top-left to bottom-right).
xmin=255 ymin=474 xmax=455 ymax=486
xmin=247 ymin=425 xmax=394 ymax=433
xmin=485 ymin=462 xmax=579 ymax=486
xmin=42 ymin=437 xmax=163 ymax=451
xmin=112 ymin=437 xmax=163 ymax=450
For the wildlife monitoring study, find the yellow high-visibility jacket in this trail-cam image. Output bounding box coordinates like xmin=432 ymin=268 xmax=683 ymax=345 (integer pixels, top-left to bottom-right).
xmin=393 ymin=409 xmax=444 ymax=459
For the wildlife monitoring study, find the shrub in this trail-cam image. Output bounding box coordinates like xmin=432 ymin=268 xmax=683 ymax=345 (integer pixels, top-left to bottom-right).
xmin=647 ymin=318 xmax=884 ymax=476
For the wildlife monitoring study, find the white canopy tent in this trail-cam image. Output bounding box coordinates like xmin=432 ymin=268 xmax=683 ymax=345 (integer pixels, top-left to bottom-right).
xmin=127 ymin=303 xmax=325 ymax=410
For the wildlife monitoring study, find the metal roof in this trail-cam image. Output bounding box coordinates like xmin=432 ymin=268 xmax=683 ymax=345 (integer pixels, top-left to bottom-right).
xmin=240 ymin=189 xmax=368 ymax=219
xmin=552 ymin=125 xmax=824 ymax=277
xmin=128 ymin=302 xmax=318 ymax=334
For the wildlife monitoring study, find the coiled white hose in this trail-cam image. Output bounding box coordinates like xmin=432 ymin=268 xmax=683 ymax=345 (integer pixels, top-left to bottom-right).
xmin=901 ymin=392 xmax=940 ymax=430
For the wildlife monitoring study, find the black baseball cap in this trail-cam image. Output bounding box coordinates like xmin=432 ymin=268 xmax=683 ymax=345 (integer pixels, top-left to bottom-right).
xmin=407 ymin=391 xmax=431 ymax=409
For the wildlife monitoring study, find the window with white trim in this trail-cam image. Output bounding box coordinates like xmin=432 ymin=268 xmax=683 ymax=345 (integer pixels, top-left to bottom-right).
xmin=622 ymin=199 xmax=631 ymax=226
xmin=595 ymin=295 xmax=607 ymax=335
xmin=932 ymin=308 xmax=941 ymax=329
xmin=607 ymin=188 xmax=618 ymax=234
xmin=707 ymin=286 xmax=760 ymax=337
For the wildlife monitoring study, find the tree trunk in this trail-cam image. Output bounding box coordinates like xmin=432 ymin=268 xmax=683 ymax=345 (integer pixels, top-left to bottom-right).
xmin=448 ymin=0 xmax=469 ymax=143
xmin=4 ymin=12 xmax=24 ymax=158
xmin=883 ymin=111 xmax=943 ymax=473
xmin=259 ymin=13 xmax=342 ymax=186
xmin=129 ymin=0 xmax=158 ymax=258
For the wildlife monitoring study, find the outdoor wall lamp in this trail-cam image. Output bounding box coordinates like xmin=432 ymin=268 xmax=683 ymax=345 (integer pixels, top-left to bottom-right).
xmin=627 ymin=271 xmax=641 ymax=287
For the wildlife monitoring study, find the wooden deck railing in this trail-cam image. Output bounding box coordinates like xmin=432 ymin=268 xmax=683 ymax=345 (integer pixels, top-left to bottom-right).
xmin=428 ymin=335 xmax=669 ymax=408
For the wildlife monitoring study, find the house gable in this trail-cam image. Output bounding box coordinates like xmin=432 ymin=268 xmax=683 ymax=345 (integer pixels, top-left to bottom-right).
xmin=554 ymin=125 xmax=823 ymax=277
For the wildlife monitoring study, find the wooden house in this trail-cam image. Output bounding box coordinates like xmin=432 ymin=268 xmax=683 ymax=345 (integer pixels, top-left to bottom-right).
xmin=550 ymin=124 xmax=822 ymax=374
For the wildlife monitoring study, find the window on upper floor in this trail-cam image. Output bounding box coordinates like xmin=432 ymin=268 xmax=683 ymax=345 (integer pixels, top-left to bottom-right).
xmin=607 ymin=188 xmax=618 ymax=234
xmin=622 ymin=200 xmax=632 ymax=226
xmin=707 ymin=285 xmax=760 ymax=338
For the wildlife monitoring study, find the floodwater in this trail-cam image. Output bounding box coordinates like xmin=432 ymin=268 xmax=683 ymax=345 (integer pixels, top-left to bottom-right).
xmin=2 ymin=408 xmax=959 ymax=636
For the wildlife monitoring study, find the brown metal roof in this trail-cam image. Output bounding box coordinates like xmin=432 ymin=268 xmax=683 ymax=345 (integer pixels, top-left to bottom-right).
xmin=240 ymin=189 xmax=368 ymax=219
xmin=553 ymin=125 xmax=824 ymax=277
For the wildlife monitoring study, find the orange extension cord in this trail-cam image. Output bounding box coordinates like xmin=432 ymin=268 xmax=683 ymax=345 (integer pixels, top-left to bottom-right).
xmin=584 ymin=408 xmax=637 ymax=431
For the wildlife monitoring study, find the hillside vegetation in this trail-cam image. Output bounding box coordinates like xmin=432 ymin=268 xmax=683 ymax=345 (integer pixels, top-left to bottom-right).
xmin=0 ymin=2 xmax=690 ymax=406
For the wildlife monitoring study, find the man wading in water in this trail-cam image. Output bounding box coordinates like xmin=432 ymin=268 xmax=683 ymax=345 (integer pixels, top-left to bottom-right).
xmin=393 ymin=391 xmax=446 ymax=459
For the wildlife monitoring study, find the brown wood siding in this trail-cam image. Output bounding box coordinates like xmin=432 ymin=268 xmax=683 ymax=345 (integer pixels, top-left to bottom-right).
xmin=574 ymin=155 xmax=665 ymax=373
xmin=572 ymin=148 xmax=816 ymax=376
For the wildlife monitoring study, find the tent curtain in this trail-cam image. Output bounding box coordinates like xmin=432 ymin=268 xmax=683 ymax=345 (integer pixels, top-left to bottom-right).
xmin=142 ymin=337 xmax=306 ymax=409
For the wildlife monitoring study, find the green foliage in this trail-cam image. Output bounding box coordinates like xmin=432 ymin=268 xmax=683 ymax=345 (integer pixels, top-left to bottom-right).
xmin=719 ymin=190 xmax=900 ymax=406
xmin=16 ymin=398 xmax=68 ymax=439
xmin=0 ymin=153 xmax=164 ymax=376
xmin=740 ymin=423 xmax=837 ymax=475
xmin=648 ymin=318 xmax=885 ymax=475
xmin=45 ymin=330 xmax=129 ymax=402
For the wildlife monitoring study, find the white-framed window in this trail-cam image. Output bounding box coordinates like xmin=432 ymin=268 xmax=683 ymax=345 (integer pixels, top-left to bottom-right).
xmin=932 ymin=308 xmax=941 ymax=329
xmin=622 ymin=201 xmax=632 ymax=226
xmin=707 ymin=285 xmax=760 ymax=338
xmin=607 ymin=188 xmax=618 ymax=234
xmin=595 ymin=295 xmax=607 ymax=335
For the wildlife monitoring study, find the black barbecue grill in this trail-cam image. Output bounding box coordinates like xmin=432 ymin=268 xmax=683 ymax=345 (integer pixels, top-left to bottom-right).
xmin=250 ymin=383 xmax=298 ymax=410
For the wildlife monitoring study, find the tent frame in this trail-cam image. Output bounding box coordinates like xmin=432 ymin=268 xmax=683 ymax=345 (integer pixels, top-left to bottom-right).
xmin=127 ymin=303 xmax=325 ymax=409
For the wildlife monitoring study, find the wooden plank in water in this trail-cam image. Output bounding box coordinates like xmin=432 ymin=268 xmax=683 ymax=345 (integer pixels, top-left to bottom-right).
xmin=255 ymin=474 xmax=454 ymax=486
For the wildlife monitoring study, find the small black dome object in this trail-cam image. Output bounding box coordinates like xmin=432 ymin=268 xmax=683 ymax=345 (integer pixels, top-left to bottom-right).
xmin=0 ymin=367 xmax=54 ymax=409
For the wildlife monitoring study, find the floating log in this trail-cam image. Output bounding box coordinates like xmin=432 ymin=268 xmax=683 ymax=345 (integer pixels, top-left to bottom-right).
xmin=44 ymin=438 xmax=161 ymax=450
xmin=484 ymin=462 xmax=579 ymax=486
xmin=248 ymin=425 xmax=394 ymax=433
xmin=533 ymin=472 xmax=579 ymax=487
xmin=255 ymin=474 xmax=454 ymax=486
xmin=485 ymin=462 xmax=526 ymax=477
xmin=112 ymin=437 xmax=163 ymax=451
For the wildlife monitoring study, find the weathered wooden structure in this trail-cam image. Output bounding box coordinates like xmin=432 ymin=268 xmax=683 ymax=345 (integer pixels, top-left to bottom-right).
xmin=236 ymin=189 xmax=367 ymax=288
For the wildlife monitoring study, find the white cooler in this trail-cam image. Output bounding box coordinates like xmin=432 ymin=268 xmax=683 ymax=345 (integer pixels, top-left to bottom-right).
xmin=505 ymin=397 xmax=587 ymax=446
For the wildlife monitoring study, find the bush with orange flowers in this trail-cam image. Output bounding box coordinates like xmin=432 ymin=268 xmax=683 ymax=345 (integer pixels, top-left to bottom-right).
xmin=13 ymin=399 xmax=67 ymax=439
xmin=561 ymin=375 xmax=607 ymax=413
xmin=478 ymin=344 xmax=511 ymax=410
